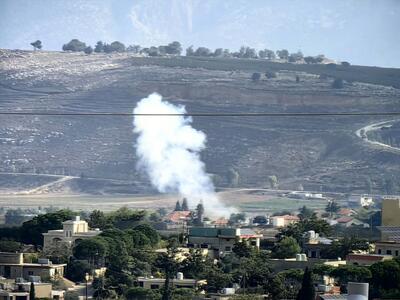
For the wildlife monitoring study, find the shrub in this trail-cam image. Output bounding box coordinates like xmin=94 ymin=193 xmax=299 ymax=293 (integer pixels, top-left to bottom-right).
xmin=332 ymin=78 xmax=344 ymax=89
xmin=341 ymin=61 xmax=351 ymax=67
xmin=265 ymin=71 xmax=277 ymax=79
xmin=252 ymin=72 xmax=261 ymax=81
xmin=62 ymin=39 xmax=86 ymax=52
xmin=84 ymin=46 xmax=93 ymax=55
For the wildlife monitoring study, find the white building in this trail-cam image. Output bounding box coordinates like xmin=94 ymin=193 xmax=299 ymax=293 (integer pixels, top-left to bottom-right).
xmin=348 ymin=195 xmax=374 ymax=207
xmin=43 ymin=216 xmax=101 ymax=251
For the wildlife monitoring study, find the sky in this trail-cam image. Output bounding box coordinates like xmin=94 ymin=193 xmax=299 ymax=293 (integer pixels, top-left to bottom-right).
xmin=0 ymin=0 xmax=399 ymax=68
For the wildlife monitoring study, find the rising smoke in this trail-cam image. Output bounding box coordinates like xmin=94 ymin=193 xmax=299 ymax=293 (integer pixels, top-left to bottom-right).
xmin=133 ymin=93 xmax=230 ymax=216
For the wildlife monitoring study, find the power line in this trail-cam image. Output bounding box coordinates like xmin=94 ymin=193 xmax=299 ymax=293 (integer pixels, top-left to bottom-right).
xmin=0 ymin=112 xmax=400 ymax=117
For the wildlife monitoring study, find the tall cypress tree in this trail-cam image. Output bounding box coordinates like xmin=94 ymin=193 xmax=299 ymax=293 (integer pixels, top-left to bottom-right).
xmin=181 ymin=198 xmax=189 ymax=211
xmin=174 ymin=201 xmax=182 ymax=211
xmin=30 ymin=282 xmax=36 ymax=300
xmin=296 ymin=267 xmax=315 ymax=300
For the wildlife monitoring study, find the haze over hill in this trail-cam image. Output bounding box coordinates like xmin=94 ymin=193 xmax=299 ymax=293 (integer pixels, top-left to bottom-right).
xmin=1 ymin=0 xmax=400 ymax=67
xmin=0 ymin=50 xmax=400 ymax=196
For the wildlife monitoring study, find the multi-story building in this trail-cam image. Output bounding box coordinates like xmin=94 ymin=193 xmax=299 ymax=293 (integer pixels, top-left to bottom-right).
xmin=378 ymin=198 xmax=400 ymax=242
xmin=0 ymin=253 xmax=65 ymax=280
xmin=42 ymin=216 xmax=101 ymax=251
xmin=375 ymin=241 xmax=400 ymax=257
xmin=187 ymin=227 xmax=261 ymax=258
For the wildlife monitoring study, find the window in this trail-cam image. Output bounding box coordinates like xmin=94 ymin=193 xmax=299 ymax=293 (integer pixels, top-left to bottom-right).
xmin=28 ymin=271 xmax=34 ymax=276
xmin=150 ymin=284 xmax=159 ymax=289
xmin=396 ymin=250 xmax=399 ymax=256
xmin=225 ymin=246 xmax=231 ymax=251
xmin=378 ymin=249 xmax=382 ymax=254
xmin=139 ymin=282 xmax=144 ymax=287
xmin=386 ymin=250 xmax=392 ymax=255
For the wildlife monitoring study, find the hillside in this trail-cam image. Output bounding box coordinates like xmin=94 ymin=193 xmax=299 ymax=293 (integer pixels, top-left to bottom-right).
xmin=1 ymin=49 xmax=400 ymax=195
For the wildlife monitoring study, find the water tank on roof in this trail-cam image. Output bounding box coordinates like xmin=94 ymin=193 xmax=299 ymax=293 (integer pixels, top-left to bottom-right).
xmin=176 ymin=272 xmax=183 ymax=280
xmin=222 ymin=288 xmax=235 ymax=295
xmin=301 ymin=253 xmax=307 ymax=261
xmin=38 ymin=258 xmax=50 ymax=265
xmin=296 ymin=254 xmax=302 ymax=261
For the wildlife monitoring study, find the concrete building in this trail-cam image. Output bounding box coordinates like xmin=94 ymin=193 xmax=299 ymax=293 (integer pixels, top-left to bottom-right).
xmin=187 ymin=227 xmax=261 ymax=258
xmin=43 ymin=216 xmax=101 ymax=251
xmin=0 ymin=280 xmax=64 ymax=300
xmin=375 ymin=241 xmax=400 ymax=257
xmin=346 ymin=253 xmax=392 ymax=266
xmin=378 ymin=198 xmax=400 ymax=242
xmin=348 ymin=195 xmax=374 ymax=207
xmin=137 ymin=273 xmax=205 ymax=290
xmin=271 ymin=215 xmax=299 ymax=227
xmin=0 ymin=253 xmax=65 ymax=280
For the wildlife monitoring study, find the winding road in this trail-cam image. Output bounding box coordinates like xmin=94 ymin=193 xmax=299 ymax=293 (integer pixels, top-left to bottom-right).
xmin=355 ymin=119 xmax=400 ymax=153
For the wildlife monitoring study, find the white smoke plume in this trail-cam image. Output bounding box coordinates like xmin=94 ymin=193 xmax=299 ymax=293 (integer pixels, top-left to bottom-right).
xmin=133 ymin=93 xmax=230 ymax=216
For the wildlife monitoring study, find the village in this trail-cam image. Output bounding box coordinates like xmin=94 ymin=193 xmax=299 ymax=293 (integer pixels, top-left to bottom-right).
xmin=0 ymin=193 xmax=399 ymax=299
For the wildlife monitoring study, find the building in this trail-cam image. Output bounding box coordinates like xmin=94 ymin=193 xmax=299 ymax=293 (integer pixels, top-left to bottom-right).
xmin=334 ymin=217 xmax=368 ymax=228
xmin=348 ymin=195 xmax=374 ymax=207
xmin=187 ymin=227 xmax=261 ymax=258
xmin=375 ymin=241 xmax=400 ymax=257
xmin=346 ymin=253 xmax=392 ymax=266
xmin=0 ymin=280 xmax=64 ymax=300
xmin=302 ymin=231 xmax=333 ymax=259
xmin=271 ymin=215 xmax=299 ymax=227
xmin=43 ymin=216 xmax=101 ymax=251
xmin=137 ymin=273 xmax=205 ymax=290
xmin=378 ymin=198 xmax=400 ymax=242
xmin=0 ymin=253 xmax=65 ymax=280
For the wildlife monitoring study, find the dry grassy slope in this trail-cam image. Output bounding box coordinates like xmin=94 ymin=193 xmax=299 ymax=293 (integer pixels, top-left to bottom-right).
xmin=0 ymin=50 xmax=400 ymax=194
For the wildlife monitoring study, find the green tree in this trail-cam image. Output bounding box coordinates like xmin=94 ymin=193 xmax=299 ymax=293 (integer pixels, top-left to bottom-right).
xmin=296 ymin=267 xmax=315 ymax=300
xmin=73 ymin=237 xmax=108 ymax=265
xmin=330 ymin=265 xmax=371 ymax=290
xmin=325 ymin=200 xmax=340 ymax=218
xmin=186 ymin=46 xmax=194 ymax=56
xmin=66 ymin=260 xmax=91 ymax=282
xmin=84 ymin=46 xmax=93 ymax=54
xmin=64 ymin=291 xmax=80 ymax=300
xmin=298 ymin=206 xmax=315 ymax=220
xmin=370 ymin=259 xmax=400 ymax=294
xmin=268 ymin=175 xmax=279 ymax=189
xmin=205 ymin=267 xmax=233 ymax=293
xmin=133 ymin=223 xmax=160 ymax=246
xmin=272 ymin=236 xmax=301 ymax=259
xmin=0 ymin=239 xmax=21 ymax=252
xmin=174 ymin=200 xmax=182 ymax=211
xmin=88 ymin=210 xmax=109 ymax=230
xmin=94 ymin=41 xmax=104 ymax=53
xmin=276 ymin=49 xmax=289 ymax=60
xmin=232 ymin=240 xmax=252 ymax=258
xmin=29 ymin=282 xmax=35 ymax=300
xmin=251 ymin=72 xmax=261 ymax=82
xmin=332 ymin=78 xmax=344 ymax=89
xmin=62 ymin=39 xmax=86 ymax=52
xmin=125 ymin=287 xmax=158 ymax=300
xmin=30 ymin=40 xmax=42 ymax=51
xmin=165 ymin=41 xmax=182 ymax=55
xmin=181 ymin=198 xmax=189 ymax=211
xmin=21 ymin=210 xmax=75 ymax=245
xmin=155 ymin=244 xmax=179 ymax=300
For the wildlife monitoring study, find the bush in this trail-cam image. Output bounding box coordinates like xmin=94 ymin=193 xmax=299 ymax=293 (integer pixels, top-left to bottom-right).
xmin=62 ymin=39 xmax=86 ymax=52
xmin=332 ymin=78 xmax=344 ymax=89
xmin=251 ymin=72 xmax=261 ymax=82
xmin=104 ymin=41 xmax=126 ymax=53
xmin=84 ymin=46 xmax=93 ymax=55
xmin=265 ymin=71 xmax=277 ymax=79
xmin=64 ymin=291 xmax=80 ymax=300
xmin=341 ymin=61 xmax=351 ymax=67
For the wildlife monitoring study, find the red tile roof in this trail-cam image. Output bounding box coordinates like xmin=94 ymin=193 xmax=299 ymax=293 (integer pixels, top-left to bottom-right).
xmin=164 ymin=211 xmax=191 ymax=223
xmin=336 ymin=216 xmax=353 ymax=223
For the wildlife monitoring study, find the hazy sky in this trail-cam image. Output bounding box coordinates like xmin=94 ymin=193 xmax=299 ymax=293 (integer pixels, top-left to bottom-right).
xmin=1 ymin=0 xmax=399 ymax=68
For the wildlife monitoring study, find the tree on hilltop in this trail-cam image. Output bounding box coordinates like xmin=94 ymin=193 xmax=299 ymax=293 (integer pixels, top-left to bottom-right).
xmin=62 ymin=39 xmax=86 ymax=52
xmin=30 ymin=40 xmax=42 ymax=51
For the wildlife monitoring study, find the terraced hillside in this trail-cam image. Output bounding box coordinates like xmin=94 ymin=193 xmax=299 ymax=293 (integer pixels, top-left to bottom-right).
xmin=0 ymin=49 xmax=400 ymax=195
